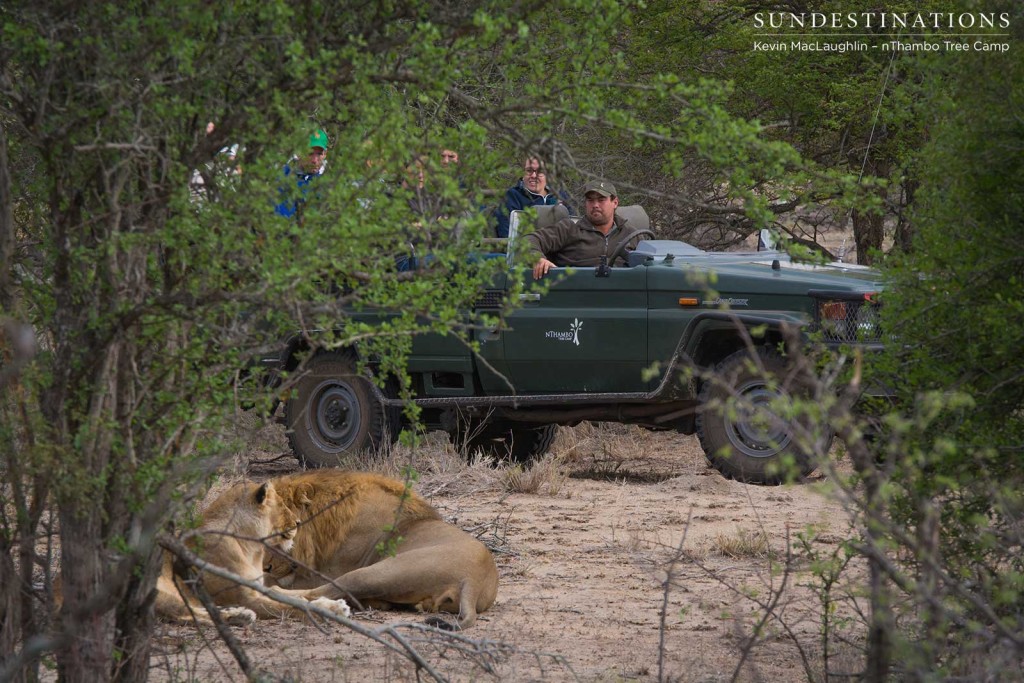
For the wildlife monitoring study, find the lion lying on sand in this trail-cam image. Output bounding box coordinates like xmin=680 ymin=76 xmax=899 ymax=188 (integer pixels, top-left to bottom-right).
xmin=263 ymin=470 xmax=498 ymax=630
xmin=155 ymin=480 xmax=351 ymax=625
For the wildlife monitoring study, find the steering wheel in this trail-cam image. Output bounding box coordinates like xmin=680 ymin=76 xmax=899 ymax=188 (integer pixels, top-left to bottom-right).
xmin=607 ymin=228 xmax=655 ymax=266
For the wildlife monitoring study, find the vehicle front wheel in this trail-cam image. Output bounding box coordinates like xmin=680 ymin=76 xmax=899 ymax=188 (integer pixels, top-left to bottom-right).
xmin=285 ymin=352 xmax=391 ymax=468
xmin=696 ymin=348 xmax=831 ymax=484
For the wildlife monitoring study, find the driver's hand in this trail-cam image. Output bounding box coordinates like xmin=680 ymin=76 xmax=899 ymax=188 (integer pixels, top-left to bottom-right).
xmin=533 ymin=257 xmax=556 ymax=280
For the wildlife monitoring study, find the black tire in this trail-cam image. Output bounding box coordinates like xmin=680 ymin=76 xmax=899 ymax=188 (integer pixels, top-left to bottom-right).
xmin=696 ymin=347 xmax=831 ymax=484
xmin=450 ymin=421 xmax=558 ymax=465
xmin=285 ymin=352 xmax=391 ymax=468
xmin=505 ymin=424 xmax=559 ymax=464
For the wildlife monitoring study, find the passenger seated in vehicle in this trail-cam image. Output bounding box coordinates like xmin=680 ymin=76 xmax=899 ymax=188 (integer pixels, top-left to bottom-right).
xmin=493 ymin=156 xmax=573 ymax=238
xmin=526 ymin=180 xmax=645 ymax=280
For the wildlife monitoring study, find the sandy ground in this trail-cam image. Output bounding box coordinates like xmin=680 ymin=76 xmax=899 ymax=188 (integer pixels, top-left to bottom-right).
xmin=151 ymin=423 xmax=864 ymax=682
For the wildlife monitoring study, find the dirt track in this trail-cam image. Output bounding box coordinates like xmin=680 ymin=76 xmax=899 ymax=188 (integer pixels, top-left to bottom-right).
xmin=153 ymin=424 xmax=861 ymax=682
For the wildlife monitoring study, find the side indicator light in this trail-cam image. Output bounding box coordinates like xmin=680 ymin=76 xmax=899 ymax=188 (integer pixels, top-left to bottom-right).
xmin=678 ymin=297 xmax=699 ymax=306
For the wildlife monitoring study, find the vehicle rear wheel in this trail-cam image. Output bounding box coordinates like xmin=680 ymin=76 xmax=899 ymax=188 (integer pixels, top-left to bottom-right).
xmin=285 ymin=352 xmax=392 ymax=468
xmin=450 ymin=420 xmax=558 ymax=465
xmin=696 ymin=347 xmax=831 ymax=484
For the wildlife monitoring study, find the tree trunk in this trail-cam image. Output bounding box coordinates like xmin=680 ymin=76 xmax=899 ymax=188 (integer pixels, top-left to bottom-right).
xmin=848 ymin=149 xmax=890 ymax=266
xmin=56 ymin=511 xmax=118 ymax=683
xmin=848 ymin=439 xmax=893 ymax=681
xmin=0 ymin=121 xmax=14 ymax=310
xmin=864 ymin=549 xmax=892 ymax=681
xmin=893 ymin=178 xmax=917 ymax=253
xmin=112 ymin=548 xmax=162 ymax=683
xmin=851 ymin=207 xmax=885 ymax=266
xmin=0 ymin=539 xmax=23 ymax=682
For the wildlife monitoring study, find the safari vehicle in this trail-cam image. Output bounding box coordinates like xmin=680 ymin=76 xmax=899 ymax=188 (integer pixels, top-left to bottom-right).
xmin=267 ymin=205 xmax=884 ymax=484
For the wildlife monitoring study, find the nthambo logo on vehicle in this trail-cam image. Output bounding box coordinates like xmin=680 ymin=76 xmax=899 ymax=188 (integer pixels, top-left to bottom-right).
xmin=751 ymin=11 xmax=1012 ymax=53
xmin=546 ymin=318 xmax=583 ymax=345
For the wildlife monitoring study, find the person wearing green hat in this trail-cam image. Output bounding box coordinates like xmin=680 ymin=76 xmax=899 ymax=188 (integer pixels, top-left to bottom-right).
xmin=526 ymin=179 xmax=642 ymax=280
xmin=275 ymin=129 xmax=329 ymax=219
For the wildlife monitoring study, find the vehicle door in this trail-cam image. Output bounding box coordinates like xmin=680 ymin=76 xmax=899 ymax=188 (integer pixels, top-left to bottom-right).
xmin=500 ymin=266 xmax=650 ymax=394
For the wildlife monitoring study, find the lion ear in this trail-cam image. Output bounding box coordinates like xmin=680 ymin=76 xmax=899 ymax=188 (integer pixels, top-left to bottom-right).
xmin=297 ymin=483 xmax=314 ymax=507
xmin=254 ymin=482 xmax=273 ymax=506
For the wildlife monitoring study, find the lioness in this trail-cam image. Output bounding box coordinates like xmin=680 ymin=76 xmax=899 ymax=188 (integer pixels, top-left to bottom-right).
xmin=263 ymin=470 xmax=498 ymax=630
xmin=155 ymin=480 xmax=351 ymax=625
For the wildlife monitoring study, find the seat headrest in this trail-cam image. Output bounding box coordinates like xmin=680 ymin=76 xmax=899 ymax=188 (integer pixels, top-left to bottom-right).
xmin=615 ymin=205 xmax=650 ymax=231
xmin=534 ymin=203 xmax=570 ymax=229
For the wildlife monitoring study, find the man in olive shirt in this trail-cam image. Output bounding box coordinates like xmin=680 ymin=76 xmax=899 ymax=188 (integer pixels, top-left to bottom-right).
xmin=527 ymin=180 xmax=642 ymax=280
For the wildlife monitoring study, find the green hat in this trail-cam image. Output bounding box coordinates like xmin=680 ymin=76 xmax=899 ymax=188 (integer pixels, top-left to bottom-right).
xmin=309 ymin=129 xmax=329 ymax=150
xmin=583 ymin=179 xmax=616 ymax=198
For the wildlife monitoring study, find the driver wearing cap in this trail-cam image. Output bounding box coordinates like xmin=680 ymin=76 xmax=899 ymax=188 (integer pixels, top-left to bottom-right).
xmin=525 ymin=180 xmax=641 ymax=280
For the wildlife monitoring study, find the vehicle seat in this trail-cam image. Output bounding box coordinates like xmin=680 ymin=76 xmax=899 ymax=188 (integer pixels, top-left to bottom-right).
xmin=507 ymin=204 xmax=572 ymax=267
xmin=534 ymin=203 xmax=571 ymax=230
xmin=614 ymin=205 xmax=650 ymax=231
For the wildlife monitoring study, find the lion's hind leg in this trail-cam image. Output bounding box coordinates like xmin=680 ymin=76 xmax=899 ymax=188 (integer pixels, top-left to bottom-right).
xmin=432 ymin=580 xmax=483 ymax=630
xmin=308 ymin=559 xmax=483 ymax=630
xmin=455 ymin=579 xmax=484 ymax=630
xmin=416 ymin=583 xmax=480 ymax=630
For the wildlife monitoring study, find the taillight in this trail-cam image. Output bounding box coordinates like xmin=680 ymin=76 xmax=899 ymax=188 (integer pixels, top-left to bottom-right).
xmin=821 ymin=301 xmax=847 ymax=320
xmin=811 ymin=291 xmax=883 ymax=344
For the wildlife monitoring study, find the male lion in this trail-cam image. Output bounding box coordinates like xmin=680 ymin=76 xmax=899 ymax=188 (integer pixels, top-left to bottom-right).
xmin=155 ymin=480 xmax=351 ymax=625
xmin=263 ymin=470 xmax=498 ymax=630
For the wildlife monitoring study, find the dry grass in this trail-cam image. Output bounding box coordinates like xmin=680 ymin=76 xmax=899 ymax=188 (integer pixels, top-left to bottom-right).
xmin=709 ymin=528 xmax=776 ymax=559
xmin=604 ymin=524 xmax=656 ymax=553
xmin=671 ymin=528 xmax=777 ymax=562
xmin=551 ymin=422 xmax=651 ymax=465
xmin=235 ymin=418 xmax=704 ymax=499
xmin=547 ymin=422 xmax=699 ymax=483
xmin=236 ymin=419 xmax=600 ymax=497
xmin=501 ymin=454 xmax=568 ymax=495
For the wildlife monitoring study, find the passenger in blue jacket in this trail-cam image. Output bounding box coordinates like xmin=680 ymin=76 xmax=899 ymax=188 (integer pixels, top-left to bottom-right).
xmin=493 ymin=156 xmax=573 ymax=238
xmin=275 ymin=129 xmax=329 ymax=221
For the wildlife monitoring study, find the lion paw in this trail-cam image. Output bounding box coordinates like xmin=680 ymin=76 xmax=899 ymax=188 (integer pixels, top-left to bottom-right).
xmin=310 ymin=596 xmax=351 ymax=619
xmin=220 ymin=606 xmax=257 ymax=626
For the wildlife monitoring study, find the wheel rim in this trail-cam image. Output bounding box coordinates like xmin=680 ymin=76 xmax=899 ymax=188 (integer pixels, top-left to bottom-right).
xmin=307 ymin=379 xmax=362 ymax=453
xmin=724 ymin=380 xmax=792 ymax=458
